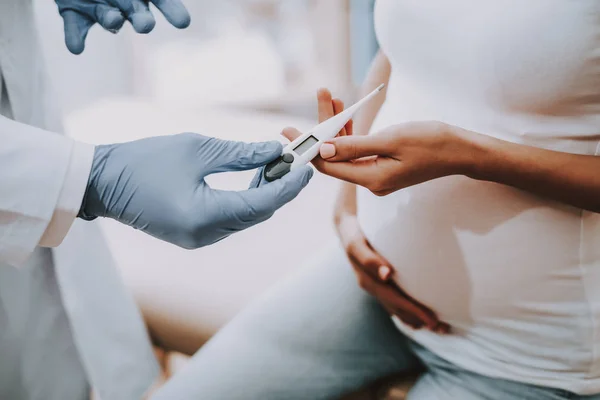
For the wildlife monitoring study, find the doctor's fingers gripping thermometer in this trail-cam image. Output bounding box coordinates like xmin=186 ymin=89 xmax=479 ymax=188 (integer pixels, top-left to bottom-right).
xmin=263 ymin=84 xmax=386 ymax=182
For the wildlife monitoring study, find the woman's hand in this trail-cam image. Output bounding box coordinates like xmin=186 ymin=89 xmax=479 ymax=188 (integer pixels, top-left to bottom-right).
xmin=282 ymin=90 xmax=448 ymax=332
xmin=320 ymin=119 xmax=600 ymax=213
xmin=335 ymin=212 xmax=448 ymax=332
xmin=317 ymin=121 xmax=476 ymax=195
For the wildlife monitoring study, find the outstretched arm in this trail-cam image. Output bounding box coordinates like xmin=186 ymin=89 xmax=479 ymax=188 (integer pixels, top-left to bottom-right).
xmin=468 ymin=130 xmax=600 ymax=213
xmin=318 ymin=121 xmax=600 ymax=213
xmin=1 ymin=113 xmax=313 ymax=267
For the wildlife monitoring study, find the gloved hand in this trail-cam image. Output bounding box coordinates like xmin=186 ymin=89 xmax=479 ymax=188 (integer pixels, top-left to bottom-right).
xmin=55 ymin=0 xmax=191 ymax=54
xmin=79 ymin=133 xmax=313 ymax=249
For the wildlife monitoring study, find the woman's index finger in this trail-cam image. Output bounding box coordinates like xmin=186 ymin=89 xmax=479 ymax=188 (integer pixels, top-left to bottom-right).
xmin=317 ymin=88 xmax=334 ymax=123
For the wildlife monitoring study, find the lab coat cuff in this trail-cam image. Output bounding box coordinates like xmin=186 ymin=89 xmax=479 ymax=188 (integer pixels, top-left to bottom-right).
xmin=39 ymin=141 xmax=95 ymax=247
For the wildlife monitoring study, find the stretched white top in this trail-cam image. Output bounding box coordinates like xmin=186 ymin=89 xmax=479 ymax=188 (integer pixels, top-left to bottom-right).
xmin=358 ymin=0 xmax=600 ymax=394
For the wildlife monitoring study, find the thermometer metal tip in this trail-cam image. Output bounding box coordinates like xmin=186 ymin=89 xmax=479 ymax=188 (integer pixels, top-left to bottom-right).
xmin=263 ymin=84 xmax=386 ymax=182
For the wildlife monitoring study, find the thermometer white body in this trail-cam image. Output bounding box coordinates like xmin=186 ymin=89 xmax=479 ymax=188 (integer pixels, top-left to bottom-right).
xmin=263 ymin=84 xmax=385 ymax=182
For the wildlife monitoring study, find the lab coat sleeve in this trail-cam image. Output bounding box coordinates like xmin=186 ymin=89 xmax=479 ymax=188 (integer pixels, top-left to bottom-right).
xmin=0 ymin=115 xmax=94 ymax=267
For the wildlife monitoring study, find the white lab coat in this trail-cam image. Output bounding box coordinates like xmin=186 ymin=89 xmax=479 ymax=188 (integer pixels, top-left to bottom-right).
xmin=0 ymin=1 xmax=159 ymax=399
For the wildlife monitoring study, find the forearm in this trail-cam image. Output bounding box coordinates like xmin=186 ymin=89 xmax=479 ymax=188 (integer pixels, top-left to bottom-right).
xmin=335 ymin=51 xmax=391 ymax=218
xmin=465 ymin=129 xmax=600 ymax=213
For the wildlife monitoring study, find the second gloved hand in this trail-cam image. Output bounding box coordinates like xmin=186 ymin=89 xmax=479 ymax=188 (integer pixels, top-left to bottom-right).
xmin=56 ymin=0 xmax=191 ymax=54
xmin=79 ymin=133 xmax=313 ymax=249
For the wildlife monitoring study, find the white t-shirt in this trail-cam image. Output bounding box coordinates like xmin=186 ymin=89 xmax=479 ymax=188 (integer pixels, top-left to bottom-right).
xmin=357 ymin=0 xmax=600 ymax=394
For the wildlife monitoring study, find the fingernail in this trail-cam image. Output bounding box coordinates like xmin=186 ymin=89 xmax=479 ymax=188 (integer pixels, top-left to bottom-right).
xmin=435 ymin=324 xmax=451 ymax=334
xmin=378 ymin=266 xmax=391 ymax=281
xmin=320 ymin=143 xmax=336 ymax=159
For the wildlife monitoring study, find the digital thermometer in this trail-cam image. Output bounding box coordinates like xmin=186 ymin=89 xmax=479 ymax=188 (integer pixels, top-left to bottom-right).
xmin=263 ymin=83 xmax=385 ymax=182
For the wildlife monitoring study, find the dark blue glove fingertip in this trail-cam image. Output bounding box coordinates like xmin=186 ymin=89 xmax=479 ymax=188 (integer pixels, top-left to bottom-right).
xmin=174 ymin=12 xmax=191 ymax=29
xmin=65 ymin=32 xmax=86 ymax=55
xmin=61 ymin=10 xmax=91 ymax=55
xmin=152 ymin=0 xmax=191 ymax=29
xmin=66 ymin=40 xmax=84 ymax=55
xmin=103 ymin=10 xmax=126 ymax=30
xmin=131 ymin=13 xmax=156 ymax=33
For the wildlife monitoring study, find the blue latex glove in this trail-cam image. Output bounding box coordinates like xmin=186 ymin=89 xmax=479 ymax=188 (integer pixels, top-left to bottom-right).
xmin=79 ymin=133 xmax=313 ymax=249
xmin=56 ymin=0 xmax=191 ymax=54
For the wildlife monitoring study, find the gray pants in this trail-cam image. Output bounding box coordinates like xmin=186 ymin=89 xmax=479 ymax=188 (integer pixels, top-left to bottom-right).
xmin=154 ymin=245 xmax=600 ymax=400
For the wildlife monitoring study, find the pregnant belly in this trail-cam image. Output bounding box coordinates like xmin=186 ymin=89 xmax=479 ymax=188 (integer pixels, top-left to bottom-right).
xmin=356 ymin=176 xmax=585 ymax=329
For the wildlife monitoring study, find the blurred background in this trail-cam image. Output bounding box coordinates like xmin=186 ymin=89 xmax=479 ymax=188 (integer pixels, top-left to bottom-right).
xmin=34 ymin=0 xmax=378 ymax=382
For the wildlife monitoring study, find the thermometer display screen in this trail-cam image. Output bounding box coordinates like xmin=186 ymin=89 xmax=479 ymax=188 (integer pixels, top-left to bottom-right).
xmin=293 ymin=135 xmax=319 ymax=156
